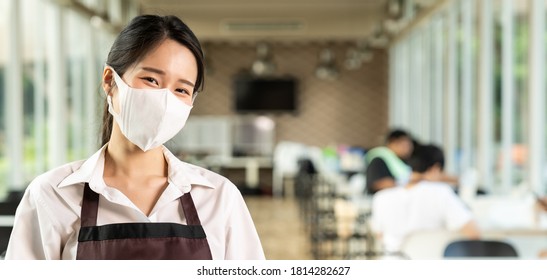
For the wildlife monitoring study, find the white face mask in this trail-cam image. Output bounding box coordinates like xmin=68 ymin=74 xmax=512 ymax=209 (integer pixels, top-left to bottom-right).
xmin=106 ymin=68 xmax=193 ymax=151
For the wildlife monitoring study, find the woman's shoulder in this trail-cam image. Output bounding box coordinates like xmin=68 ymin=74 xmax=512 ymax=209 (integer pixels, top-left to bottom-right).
xmin=179 ymin=161 xmax=237 ymax=190
xmin=25 ymin=160 xmax=87 ymax=196
xmin=14 ymin=159 xmax=88 ymax=220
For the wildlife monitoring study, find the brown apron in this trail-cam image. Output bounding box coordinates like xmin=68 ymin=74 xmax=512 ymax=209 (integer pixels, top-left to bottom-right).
xmin=76 ymin=183 xmax=213 ymax=260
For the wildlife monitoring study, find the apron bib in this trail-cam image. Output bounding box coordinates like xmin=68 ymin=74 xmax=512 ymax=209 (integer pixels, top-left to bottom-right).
xmin=76 ymin=183 xmax=212 ymax=260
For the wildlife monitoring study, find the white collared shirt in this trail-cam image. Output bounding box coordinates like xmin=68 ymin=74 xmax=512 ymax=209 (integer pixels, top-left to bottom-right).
xmin=371 ymin=181 xmax=473 ymax=253
xmin=5 ymin=145 xmax=266 ymax=260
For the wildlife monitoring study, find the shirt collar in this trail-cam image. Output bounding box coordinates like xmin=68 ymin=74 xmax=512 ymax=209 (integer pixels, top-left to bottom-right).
xmin=58 ymin=144 xmax=107 ymax=189
xmin=162 ymin=146 xmax=216 ymax=190
xmin=58 ymin=144 xmax=216 ymax=193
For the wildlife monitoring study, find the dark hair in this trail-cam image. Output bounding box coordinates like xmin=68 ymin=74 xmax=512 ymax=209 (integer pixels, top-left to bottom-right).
xmin=100 ymin=15 xmax=204 ymax=146
xmin=385 ymin=129 xmax=412 ymax=144
xmin=407 ymin=144 xmax=445 ymax=173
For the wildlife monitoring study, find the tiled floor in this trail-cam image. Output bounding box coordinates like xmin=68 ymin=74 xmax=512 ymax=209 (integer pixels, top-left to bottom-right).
xmin=244 ymin=195 xmax=314 ymax=260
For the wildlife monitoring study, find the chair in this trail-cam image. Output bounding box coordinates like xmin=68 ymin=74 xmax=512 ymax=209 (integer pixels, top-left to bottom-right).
xmin=0 ymin=192 xmax=21 ymax=259
xmin=272 ymin=141 xmax=309 ymax=197
xmin=0 ymin=227 xmax=13 ymax=259
xmin=400 ymin=230 xmax=462 ymax=260
xmin=443 ymin=240 xmax=518 ymax=258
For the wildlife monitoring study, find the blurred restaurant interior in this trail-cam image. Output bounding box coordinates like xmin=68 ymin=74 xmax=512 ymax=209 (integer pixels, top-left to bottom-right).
xmin=1 ymin=0 xmax=547 ymax=260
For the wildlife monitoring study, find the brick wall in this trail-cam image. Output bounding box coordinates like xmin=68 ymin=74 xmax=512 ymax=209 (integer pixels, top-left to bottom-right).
xmin=191 ymin=41 xmax=389 ymax=150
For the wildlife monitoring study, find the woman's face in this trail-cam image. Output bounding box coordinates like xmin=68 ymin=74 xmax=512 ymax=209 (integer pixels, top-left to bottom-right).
xmin=105 ymin=38 xmax=198 ymax=110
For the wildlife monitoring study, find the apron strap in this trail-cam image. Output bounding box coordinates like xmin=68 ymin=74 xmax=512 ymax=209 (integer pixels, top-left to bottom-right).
xmin=81 ymin=183 xmax=99 ymax=227
xmin=180 ymin=192 xmax=202 ymax=225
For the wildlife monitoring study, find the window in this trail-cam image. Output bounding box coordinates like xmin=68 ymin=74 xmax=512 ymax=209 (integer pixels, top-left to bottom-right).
xmin=0 ymin=0 xmax=9 ymax=198
xmin=389 ymin=0 xmax=547 ymax=194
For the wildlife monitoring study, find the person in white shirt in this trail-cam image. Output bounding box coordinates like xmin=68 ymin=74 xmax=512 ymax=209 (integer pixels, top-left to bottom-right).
xmin=5 ymin=14 xmax=265 ymax=260
xmin=371 ymin=144 xmax=480 ymax=255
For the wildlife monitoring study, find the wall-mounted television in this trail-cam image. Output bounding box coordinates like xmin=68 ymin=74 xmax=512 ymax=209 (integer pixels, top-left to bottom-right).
xmin=233 ymin=75 xmax=298 ymax=114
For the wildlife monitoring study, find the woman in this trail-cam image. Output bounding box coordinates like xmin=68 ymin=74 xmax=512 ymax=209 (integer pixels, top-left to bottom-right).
xmin=5 ymin=15 xmax=265 ymax=260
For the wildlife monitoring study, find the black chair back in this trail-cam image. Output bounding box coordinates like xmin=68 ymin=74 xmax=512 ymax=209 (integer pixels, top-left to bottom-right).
xmin=0 ymin=190 xmax=23 ymax=258
xmin=0 ymin=227 xmax=13 ymax=258
xmin=443 ymin=240 xmax=518 ymax=258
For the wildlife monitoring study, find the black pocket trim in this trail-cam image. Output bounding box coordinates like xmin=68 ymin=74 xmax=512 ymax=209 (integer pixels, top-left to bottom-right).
xmin=78 ymin=222 xmax=207 ymax=242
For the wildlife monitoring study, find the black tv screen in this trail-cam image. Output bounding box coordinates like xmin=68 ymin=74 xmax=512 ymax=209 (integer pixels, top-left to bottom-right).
xmin=234 ymin=76 xmax=297 ymax=113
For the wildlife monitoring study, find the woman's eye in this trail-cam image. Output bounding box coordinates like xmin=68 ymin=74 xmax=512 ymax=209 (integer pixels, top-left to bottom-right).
xmin=141 ymin=77 xmax=158 ymax=85
xmin=175 ymin=88 xmax=191 ymax=96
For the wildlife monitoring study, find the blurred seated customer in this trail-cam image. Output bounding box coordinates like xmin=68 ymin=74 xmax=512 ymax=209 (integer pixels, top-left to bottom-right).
xmin=537 ymin=196 xmax=547 ymax=212
xmin=365 ymin=129 xmax=416 ymax=195
xmin=371 ymin=144 xmax=481 ymax=254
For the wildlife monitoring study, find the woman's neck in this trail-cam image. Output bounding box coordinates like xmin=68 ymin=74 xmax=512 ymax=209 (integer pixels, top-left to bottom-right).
xmin=104 ymin=125 xmax=167 ymax=179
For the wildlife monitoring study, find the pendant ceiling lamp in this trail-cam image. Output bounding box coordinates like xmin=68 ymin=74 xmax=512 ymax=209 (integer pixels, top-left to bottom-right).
xmin=251 ymin=42 xmax=276 ymax=76
xmin=315 ymin=47 xmax=338 ymax=80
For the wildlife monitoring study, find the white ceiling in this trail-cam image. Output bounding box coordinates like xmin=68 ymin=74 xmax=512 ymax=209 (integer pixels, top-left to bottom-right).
xmin=138 ymin=0 xmax=394 ymax=42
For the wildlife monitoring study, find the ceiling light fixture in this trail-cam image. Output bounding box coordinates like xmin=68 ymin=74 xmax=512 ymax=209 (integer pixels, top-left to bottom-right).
xmin=368 ymin=24 xmax=390 ymax=48
xmin=315 ymin=47 xmax=339 ymax=80
xmin=344 ymin=41 xmax=373 ymax=70
xmin=251 ymin=42 xmax=276 ymax=76
xmin=387 ymin=0 xmax=404 ymax=19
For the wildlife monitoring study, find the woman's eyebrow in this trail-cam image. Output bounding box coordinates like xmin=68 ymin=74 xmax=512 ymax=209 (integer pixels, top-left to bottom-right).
xmin=141 ymin=66 xmax=165 ymax=75
xmin=141 ymin=66 xmax=195 ymax=87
